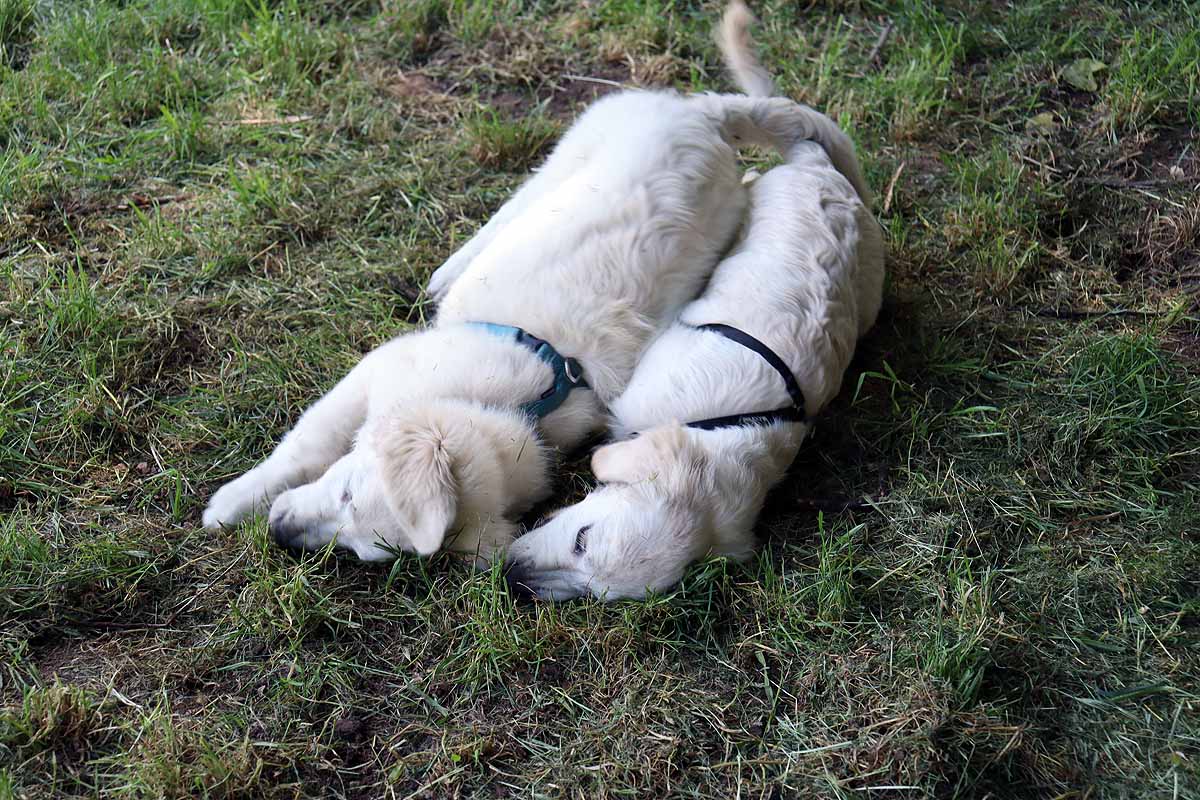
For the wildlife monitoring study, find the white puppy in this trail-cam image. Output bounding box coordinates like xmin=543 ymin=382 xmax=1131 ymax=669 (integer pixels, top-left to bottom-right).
xmin=202 ymin=3 xmax=868 ymax=564
xmin=504 ymin=84 xmax=885 ymax=598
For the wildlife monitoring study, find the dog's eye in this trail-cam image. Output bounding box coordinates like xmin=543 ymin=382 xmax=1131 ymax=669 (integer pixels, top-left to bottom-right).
xmin=573 ymin=525 xmax=591 ymax=555
xmin=340 ymin=488 xmax=353 ymax=505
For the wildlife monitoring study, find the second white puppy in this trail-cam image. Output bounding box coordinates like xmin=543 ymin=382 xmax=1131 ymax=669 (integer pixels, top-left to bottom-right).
xmin=504 ymin=139 xmax=885 ymax=600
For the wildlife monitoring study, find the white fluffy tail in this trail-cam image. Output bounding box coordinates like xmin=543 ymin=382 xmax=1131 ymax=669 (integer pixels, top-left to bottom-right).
xmin=717 ymin=0 xmax=775 ymax=97
xmin=711 ymin=2 xmax=873 ymax=206
xmin=708 ymin=96 xmax=872 ymax=206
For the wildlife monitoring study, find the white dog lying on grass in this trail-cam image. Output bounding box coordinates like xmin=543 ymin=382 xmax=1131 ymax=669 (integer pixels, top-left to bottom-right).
xmin=504 ymin=130 xmax=885 ymax=600
xmin=202 ymin=2 xmax=868 ymax=563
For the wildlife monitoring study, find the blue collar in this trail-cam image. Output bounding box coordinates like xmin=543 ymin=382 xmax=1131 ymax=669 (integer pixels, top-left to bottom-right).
xmin=466 ymin=322 xmax=589 ymax=419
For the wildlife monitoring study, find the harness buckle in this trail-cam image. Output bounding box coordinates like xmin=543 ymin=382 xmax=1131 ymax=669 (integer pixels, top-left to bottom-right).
xmin=466 ymin=321 xmax=589 ymax=419
xmin=563 ymin=357 xmax=584 ymax=386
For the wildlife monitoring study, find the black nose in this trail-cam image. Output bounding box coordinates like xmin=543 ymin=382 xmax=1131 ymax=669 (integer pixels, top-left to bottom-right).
xmin=269 ymin=514 xmax=302 ymax=549
xmin=503 ymin=560 xmax=537 ymax=603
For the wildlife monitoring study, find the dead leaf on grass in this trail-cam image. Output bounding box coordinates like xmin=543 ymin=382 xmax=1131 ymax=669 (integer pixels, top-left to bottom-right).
xmin=1062 ymin=58 xmax=1106 ymax=92
xmin=1026 ymin=111 xmax=1060 ymax=135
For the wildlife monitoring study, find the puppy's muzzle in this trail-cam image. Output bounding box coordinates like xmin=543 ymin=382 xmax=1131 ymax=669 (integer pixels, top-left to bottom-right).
xmin=502 ymin=560 xmax=538 ymax=603
xmin=269 ymin=513 xmax=305 ymax=550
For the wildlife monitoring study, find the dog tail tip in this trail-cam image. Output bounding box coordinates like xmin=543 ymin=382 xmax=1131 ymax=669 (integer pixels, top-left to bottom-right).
xmin=717 ymin=1 xmax=776 ymax=97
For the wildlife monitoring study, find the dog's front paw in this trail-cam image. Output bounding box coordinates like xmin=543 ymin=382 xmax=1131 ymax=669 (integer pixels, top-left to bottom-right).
xmin=425 ymin=264 xmax=455 ymax=302
xmin=202 ymin=472 xmax=271 ymax=530
xmin=426 ymin=250 xmax=475 ymax=302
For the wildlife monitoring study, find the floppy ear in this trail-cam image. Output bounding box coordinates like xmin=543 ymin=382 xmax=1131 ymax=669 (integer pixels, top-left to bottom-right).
xmin=591 ymin=425 xmax=688 ymax=486
xmin=407 ymin=469 xmax=457 ymax=556
xmin=378 ymin=426 xmax=459 ymax=556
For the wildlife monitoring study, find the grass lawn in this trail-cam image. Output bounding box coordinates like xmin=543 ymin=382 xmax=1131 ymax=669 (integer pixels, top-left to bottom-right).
xmin=2 ymin=0 xmax=1198 ymax=797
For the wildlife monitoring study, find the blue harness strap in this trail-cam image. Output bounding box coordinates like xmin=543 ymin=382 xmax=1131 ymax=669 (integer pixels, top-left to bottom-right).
xmin=682 ymin=323 xmax=809 ymax=431
xmin=466 ymin=322 xmax=588 ymax=419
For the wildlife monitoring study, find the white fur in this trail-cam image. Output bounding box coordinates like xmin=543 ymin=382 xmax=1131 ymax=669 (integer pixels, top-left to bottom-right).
xmin=202 ymin=5 xmax=858 ymax=562
xmin=504 ymin=140 xmax=886 ymax=599
xmin=506 ymin=2 xmax=884 ymax=598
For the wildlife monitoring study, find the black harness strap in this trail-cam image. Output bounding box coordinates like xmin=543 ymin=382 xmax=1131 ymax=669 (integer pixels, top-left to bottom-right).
xmin=691 ymin=324 xmax=807 ymax=410
xmin=683 ymin=323 xmax=809 ymax=432
xmin=685 ymin=406 xmax=807 ymax=431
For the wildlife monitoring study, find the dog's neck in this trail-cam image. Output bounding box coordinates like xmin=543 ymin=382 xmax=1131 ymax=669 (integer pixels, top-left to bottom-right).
xmin=682 ymin=422 xmax=808 ymax=554
xmin=450 ymin=402 xmax=552 ymax=515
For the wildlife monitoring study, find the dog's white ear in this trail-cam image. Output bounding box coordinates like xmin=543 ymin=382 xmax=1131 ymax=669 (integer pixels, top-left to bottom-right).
xmin=592 ymin=426 xmax=688 ymax=486
xmin=378 ymin=426 xmax=459 ymax=556
xmin=408 ymin=474 xmax=457 ymax=556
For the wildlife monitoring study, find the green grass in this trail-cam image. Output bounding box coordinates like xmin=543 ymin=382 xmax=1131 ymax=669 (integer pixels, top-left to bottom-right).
xmin=2 ymin=0 xmax=1198 ymax=797
xmin=0 ymin=0 xmax=35 ymax=68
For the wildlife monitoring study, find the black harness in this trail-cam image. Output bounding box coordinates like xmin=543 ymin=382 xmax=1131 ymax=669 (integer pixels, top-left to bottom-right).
xmin=682 ymin=323 xmax=809 ymax=431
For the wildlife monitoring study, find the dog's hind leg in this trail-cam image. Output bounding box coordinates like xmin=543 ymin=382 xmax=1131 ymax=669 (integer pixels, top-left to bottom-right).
xmin=426 ymin=130 xmax=597 ymax=302
xmin=427 ymin=169 xmax=570 ymax=300
xmin=708 ymin=95 xmax=871 ymax=205
xmin=202 ymin=358 xmax=374 ymax=530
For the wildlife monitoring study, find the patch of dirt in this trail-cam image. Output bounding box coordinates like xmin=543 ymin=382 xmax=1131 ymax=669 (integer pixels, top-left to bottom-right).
xmin=32 ymin=631 xmax=156 ymax=700
xmin=876 ymin=147 xmax=952 ymax=224
xmin=121 ymin=310 xmax=217 ymax=393
xmin=378 ymin=58 xmax=632 ymax=121
xmin=1134 ymin=125 xmax=1198 ymax=182
xmin=543 ymin=62 xmax=633 ymax=117
xmin=1083 ymin=125 xmax=1199 ymax=188
xmin=19 ymin=192 xmax=110 ymax=248
xmin=362 ymin=272 xmax=422 ymax=320
xmin=370 ymin=17 xmax=639 ymax=124
xmin=17 ymin=190 xmax=192 ymax=252
xmin=1040 ymin=75 xmax=1100 ymax=119
xmin=386 ymin=70 xmax=438 ymax=98
xmin=1165 ymin=329 xmax=1200 ymax=365
xmin=1040 ymin=120 xmax=1199 ymax=299
xmin=370 ymin=66 xmax=461 ymax=123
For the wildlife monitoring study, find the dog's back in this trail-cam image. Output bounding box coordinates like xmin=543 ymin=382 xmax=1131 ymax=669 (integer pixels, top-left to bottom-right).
xmin=433 ymin=1 xmax=872 ymax=406
xmin=612 ymin=143 xmax=883 ymax=434
xmin=684 ymin=142 xmax=883 ymax=407
xmin=436 ymin=90 xmax=749 ymax=401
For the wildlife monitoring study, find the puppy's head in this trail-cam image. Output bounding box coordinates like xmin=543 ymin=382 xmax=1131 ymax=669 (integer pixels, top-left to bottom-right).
xmin=505 ymin=425 xmax=712 ymax=601
xmin=269 ymin=403 xmax=469 ymax=561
